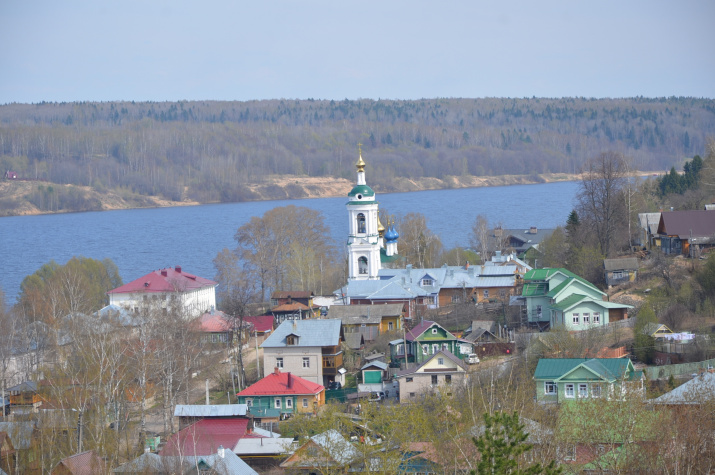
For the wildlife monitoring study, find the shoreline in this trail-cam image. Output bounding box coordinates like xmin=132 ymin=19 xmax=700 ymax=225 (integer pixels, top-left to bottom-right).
xmin=0 ymin=171 xmax=659 ymax=218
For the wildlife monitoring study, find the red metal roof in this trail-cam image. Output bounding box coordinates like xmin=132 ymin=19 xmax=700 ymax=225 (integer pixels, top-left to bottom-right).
xmin=108 ymin=266 xmax=217 ymax=294
xmin=272 ymin=302 xmax=310 ymax=312
xmin=405 ymin=320 xmax=437 ymax=341
xmin=244 ymin=315 xmax=274 ymax=333
xmin=237 ymin=370 xmax=324 ymax=397
xmin=198 ymin=311 xmax=233 ymax=333
xmin=159 ymin=418 xmax=260 ymax=456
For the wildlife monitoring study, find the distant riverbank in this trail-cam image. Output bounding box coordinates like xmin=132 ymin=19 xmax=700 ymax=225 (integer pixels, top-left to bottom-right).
xmin=0 ymin=171 xmax=656 ymax=217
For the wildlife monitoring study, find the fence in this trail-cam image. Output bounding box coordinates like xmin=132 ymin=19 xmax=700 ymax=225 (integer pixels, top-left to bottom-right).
xmin=644 ymin=358 xmax=715 ymax=380
xmin=324 ymin=387 xmax=357 ymax=403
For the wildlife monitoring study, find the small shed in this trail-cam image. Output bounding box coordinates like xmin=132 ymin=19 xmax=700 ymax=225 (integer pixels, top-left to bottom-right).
xmin=603 ymin=257 xmax=638 ymax=287
xmin=361 ymin=361 xmax=388 ymax=384
xmin=4 ymin=171 xmax=17 ymax=180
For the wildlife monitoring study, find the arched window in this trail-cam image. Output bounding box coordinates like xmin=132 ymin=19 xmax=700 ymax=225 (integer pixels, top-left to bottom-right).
xmin=358 ymin=256 xmax=368 ymax=274
xmin=357 ymin=213 xmax=366 ymax=234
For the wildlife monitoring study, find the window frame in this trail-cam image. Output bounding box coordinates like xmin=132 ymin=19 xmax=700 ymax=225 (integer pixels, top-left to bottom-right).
xmin=544 ymin=381 xmax=557 ymax=395
xmin=592 ymin=384 xmax=602 ymax=398
xmin=572 ymin=313 xmax=580 ymax=325
xmin=302 ymin=357 xmax=310 ymax=368
xmin=593 ymin=312 xmax=601 ymax=324
xmin=583 ymin=313 xmax=590 ymax=324
xmin=578 ymin=383 xmax=588 ymax=398
xmin=274 ymin=398 xmax=282 ymax=409
xmin=286 ymin=398 xmax=293 ymax=409
xmin=565 ymin=383 xmax=575 ymax=398
xmin=276 ymin=357 xmax=284 ymax=369
xmin=302 ymin=398 xmax=308 ymax=408
xmin=431 ymin=375 xmax=438 ymax=385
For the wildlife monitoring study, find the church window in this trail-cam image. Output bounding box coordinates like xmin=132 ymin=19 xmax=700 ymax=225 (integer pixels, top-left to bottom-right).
xmin=358 ymin=257 xmax=368 ymax=274
xmin=357 ymin=213 xmax=366 ymax=233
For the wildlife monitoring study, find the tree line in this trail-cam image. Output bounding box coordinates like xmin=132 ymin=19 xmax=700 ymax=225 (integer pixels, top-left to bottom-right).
xmin=1 ymin=97 xmax=713 ymax=210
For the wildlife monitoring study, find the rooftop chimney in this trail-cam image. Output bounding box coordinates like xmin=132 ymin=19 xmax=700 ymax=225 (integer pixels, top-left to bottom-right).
xmin=287 ymin=372 xmax=292 ymax=388
xmin=530 ymin=226 xmax=538 ymax=234
xmin=218 ymin=445 xmax=225 ymax=458
xmin=175 ymin=265 xmax=182 ymax=273
xmin=274 ymin=367 xmax=281 ymax=375
xmin=161 ymin=270 xmax=167 ymax=277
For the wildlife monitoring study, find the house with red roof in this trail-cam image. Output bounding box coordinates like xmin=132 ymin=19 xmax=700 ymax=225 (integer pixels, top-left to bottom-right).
xmin=237 ymin=368 xmax=325 ymax=422
xmin=389 ymin=320 xmax=467 ymax=366
xmin=50 ymin=450 xmax=106 ymax=475
xmin=269 ymin=291 xmax=320 ymax=323
xmin=243 ymin=315 xmax=274 ymax=343
xmin=107 ymin=266 xmax=217 ymax=319
xmin=159 ymin=418 xmax=262 ymax=457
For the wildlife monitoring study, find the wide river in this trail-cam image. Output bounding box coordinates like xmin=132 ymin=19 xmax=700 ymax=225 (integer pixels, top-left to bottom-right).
xmin=1 ymin=181 xmax=579 ymax=303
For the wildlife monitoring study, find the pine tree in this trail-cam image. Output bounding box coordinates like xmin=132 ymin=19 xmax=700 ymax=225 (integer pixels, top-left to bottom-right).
xmin=472 ymin=411 xmax=561 ymax=475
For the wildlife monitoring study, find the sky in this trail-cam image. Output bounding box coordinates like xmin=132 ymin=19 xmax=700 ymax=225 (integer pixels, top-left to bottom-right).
xmin=1 ymin=1 xmax=714 ymax=104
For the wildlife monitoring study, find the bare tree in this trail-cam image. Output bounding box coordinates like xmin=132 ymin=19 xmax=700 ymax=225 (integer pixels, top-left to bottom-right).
xmin=397 ymin=212 xmax=443 ymax=268
xmin=470 ymin=214 xmax=491 ymax=263
xmin=577 ymin=152 xmax=628 ymax=257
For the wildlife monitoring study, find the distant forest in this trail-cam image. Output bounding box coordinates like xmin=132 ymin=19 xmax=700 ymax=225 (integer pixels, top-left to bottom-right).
xmin=1 ymin=97 xmax=714 ymax=203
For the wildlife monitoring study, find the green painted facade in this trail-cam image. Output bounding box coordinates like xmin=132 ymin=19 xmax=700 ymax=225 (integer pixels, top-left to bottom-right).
xmin=534 ymin=358 xmax=643 ymax=404
xmin=521 ymin=268 xmax=632 ymax=330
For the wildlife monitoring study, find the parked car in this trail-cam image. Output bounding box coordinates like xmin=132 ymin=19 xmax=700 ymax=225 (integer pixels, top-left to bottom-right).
xmin=466 ymin=354 xmax=480 ymax=365
xmin=328 ymin=381 xmax=342 ymax=390
xmin=369 ymin=392 xmax=385 ymax=402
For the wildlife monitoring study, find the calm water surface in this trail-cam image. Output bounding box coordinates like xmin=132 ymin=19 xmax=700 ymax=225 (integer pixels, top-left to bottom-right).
xmin=0 ymin=181 xmax=579 ymax=302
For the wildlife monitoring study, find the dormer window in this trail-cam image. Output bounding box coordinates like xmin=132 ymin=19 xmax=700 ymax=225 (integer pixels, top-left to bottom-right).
xmin=286 ymin=334 xmax=299 ymax=345
xmin=431 ymin=328 xmax=438 ymax=334
xmin=357 ymin=213 xmax=366 ymax=233
xmin=421 ymin=278 xmax=434 ymax=287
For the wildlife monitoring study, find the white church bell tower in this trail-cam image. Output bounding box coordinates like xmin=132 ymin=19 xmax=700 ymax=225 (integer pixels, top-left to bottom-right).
xmin=347 ymin=147 xmax=382 ymax=281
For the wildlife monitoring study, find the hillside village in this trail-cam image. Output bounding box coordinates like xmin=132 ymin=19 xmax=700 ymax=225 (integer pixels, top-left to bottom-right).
xmin=2 ymin=149 xmax=715 ymax=474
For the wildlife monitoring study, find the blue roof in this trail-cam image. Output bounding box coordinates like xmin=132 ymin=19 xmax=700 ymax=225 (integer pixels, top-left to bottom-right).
xmin=261 ymin=319 xmax=341 ymax=348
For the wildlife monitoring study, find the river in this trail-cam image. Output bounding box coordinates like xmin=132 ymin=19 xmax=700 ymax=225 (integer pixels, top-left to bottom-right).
xmin=1 ymin=180 xmax=579 ymax=303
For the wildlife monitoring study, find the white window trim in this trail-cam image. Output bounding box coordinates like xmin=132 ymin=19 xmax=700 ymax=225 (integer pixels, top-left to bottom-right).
xmin=593 ymin=312 xmax=601 ymax=324
xmin=565 ymin=383 xmax=575 ymax=398
xmin=286 ymin=398 xmax=293 ymax=408
xmin=592 ymin=384 xmax=602 ymax=398
xmin=578 ymin=383 xmax=588 ymax=398
xmin=302 ymin=398 xmax=308 ymax=408
xmin=544 ymin=381 xmax=557 ymax=395
xmin=274 ymin=398 xmax=281 ymax=409
xmin=302 ymin=357 xmax=310 ymax=368
xmin=276 ymin=357 xmax=284 ymax=368
xmin=572 ymin=313 xmax=580 ymax=325
xmin=583 ymin=313 xmax=590 ymax=324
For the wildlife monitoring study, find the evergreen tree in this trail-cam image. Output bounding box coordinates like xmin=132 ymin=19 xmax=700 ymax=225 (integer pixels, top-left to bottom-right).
xmin=633 ymin=303 xmax=657 ymax=363
xmin=472 ymin=411 xmax=561 ymax=475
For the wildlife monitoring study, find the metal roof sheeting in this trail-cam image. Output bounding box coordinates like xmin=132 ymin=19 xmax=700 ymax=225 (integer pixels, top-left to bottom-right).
xmin=174 ymin=404 xmax=248 ymax=418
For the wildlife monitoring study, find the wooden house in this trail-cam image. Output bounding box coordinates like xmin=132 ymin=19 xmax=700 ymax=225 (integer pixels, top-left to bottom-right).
xmin=603 ymin=257 xmax=638 ymax=287
xmin=50 ymin=450 xmax=106 ymax=475
xmin=534 ymin=358 xmax=644 ymax=404
xmin=389 ymin=320 xmax=467 ymax=366
xmin=237 ymin=368 xmax=325 ymax=421
xmin=327 ymin=303 xmax=404 ymax=341
xmin=657 ymin=210 xmax=715 ymax=257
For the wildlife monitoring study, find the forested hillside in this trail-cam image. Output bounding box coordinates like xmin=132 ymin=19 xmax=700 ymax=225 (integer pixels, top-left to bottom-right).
xmin=1 ymin=97 xmax=713 ymax=210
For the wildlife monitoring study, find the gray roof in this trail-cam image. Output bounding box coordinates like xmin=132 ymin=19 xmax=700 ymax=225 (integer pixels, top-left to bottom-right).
xmin=113 ymin=449 xmax=257 ymax=474
xmin=502 ymin=228 xmax=555 ymax=251
xmin=604 ymin=258 xmax=639 ymax=271
xmin=0 ymin=422 xmax=34 ymax=450
xmin=234 ymin=437 xmax=294 ymax=456
xmin=638 ymin=213 xmax=661 ymax=234
xmin=174 ymin=404 xmax=248 ymax=418
xmin=343 ymin=333 xmax=365 ymax=350
xmin=310 ymin=429 xmax=359 ymax=465
xmin=361 ymin=361 xmax=388 ymax=371
xmin=652 ymin=372 xmax=715 ymax=405
xmin=261 ymin=319 xmax=341 ymax=348
xmin=327 ymin=303 xmax=403 ymax=325
xmin=470 ymin=320 xmax=497 ymax=333
xmin=395 ymin=350 xmax=467 ymax=377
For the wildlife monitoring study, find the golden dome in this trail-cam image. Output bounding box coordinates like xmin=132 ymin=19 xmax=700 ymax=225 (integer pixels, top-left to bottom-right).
xmin=356 ymin=144 xmax=366 ymax=172
xmin=377 ymin=216 xmax=385 ymax=236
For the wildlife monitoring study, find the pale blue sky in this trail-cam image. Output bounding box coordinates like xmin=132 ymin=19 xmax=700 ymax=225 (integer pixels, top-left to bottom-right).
xmin=1 ymin=1 xmax=714 ymax=103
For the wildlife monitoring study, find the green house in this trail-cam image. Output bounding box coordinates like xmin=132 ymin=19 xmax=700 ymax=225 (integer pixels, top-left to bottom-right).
xmin=522 ymin=268 xmax=632 ymax=331
xmin=390 ymin=320 xmax=467 ymax=365
xmin=533 ymin=358 xmax=644 ymax=404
